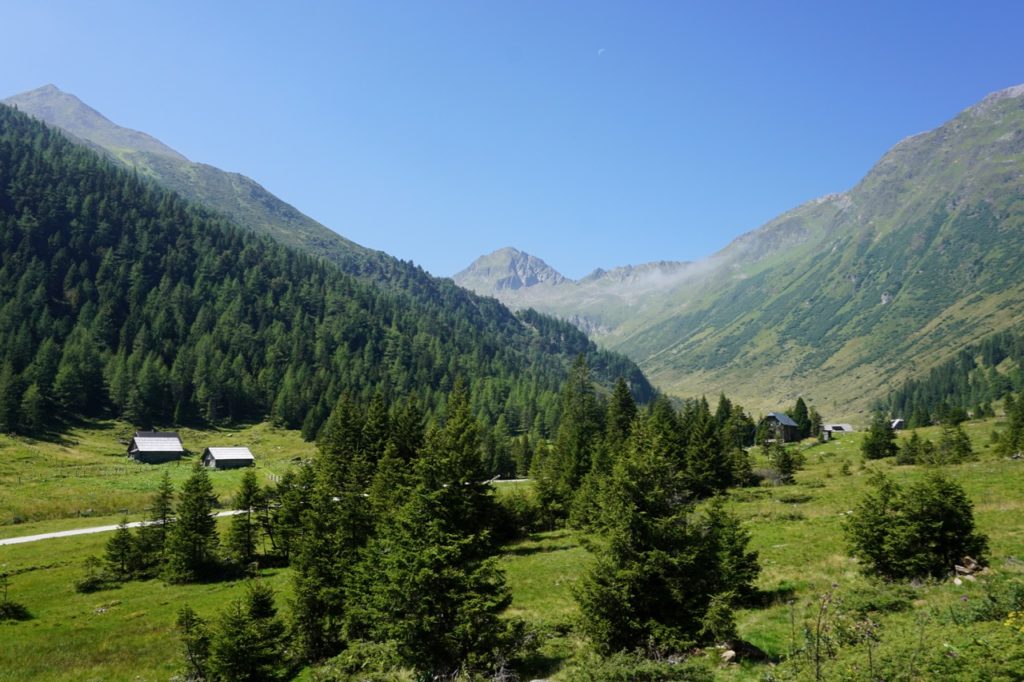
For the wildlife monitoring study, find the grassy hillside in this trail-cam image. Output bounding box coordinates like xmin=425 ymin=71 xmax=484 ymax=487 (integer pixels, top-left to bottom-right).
xmin=455 ymin=86 xmax=1024 ymax=419
xmin=3 ymin=417 xmax=1022 ymax=679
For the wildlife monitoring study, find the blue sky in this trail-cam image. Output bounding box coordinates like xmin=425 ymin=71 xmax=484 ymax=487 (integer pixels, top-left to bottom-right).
xmin=2 ymin=1 xmax=1023 ymax=279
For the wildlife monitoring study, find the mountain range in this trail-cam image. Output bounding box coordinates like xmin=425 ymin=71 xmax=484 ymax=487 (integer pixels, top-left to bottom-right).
xmin=455 ymin=85 xmax=1024 ymax=417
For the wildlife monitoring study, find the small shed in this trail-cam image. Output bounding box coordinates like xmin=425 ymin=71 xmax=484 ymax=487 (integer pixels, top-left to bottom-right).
xmin=823 ymin=423 xmax=856 ymax=434
xmin=763 ymin=412 xmax=800 ymax=443
xmin=202 ymin=447 xmax=255 ymax=470
xmin=128 ymin=431 xmax=185 ymax=464
xmin=890 ymin=418 xmax=906 ymax=430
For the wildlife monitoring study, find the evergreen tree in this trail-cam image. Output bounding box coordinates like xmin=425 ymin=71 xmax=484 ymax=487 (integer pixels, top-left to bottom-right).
xmin=176 ymin=605 xmax=211 ymax=681
xmin=846 ymin=472 xmax=988 ymax=580
xmin=163 ymin=464 xmax=220 ymax=583
xmin=576 ymin=418 xmax=758 ymax=655
xmin=349 ymin=383 xmax=514 ymax=677
xmin=17 ymin=382 xmax=46 ymax=434
xmin=861 ymin=412 xmax=898 ymax=459
xmin=208 ymin=582 xmax=290 ymax=682
xmin=0 ymin=361 xmax=21 ymax=432
xmin=137 ymin=471 xmax=175 ymax=569
xmin=788 ymin=397 xmax=811 ymax=439
xmin=935 ymin=422 xmax=974 ymax=463
xmin=105 ymin=518 xmax=138 ymax=580
xmin=226 ymin=469 xmax=264 ymax=567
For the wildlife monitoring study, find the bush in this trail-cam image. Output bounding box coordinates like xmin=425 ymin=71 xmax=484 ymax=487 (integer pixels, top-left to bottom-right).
xmin=563 ymin=650 xmax=713 ymax=682
xmin=492 ymin=487 xmax=541 ymax=543
xmin=845 ymin=472 xmax=988 ymax=580
xmin=0 ymin=600 xmax=32 ymax=621
xmin=313 ymin=640 xmax=414 ymax=682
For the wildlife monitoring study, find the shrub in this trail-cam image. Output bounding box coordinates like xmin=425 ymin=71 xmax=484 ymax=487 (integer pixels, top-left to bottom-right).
xmin=563 ymin=649 xmax=714 ymax=682
xmin=845 ymin=472 xmax=988 ymax=580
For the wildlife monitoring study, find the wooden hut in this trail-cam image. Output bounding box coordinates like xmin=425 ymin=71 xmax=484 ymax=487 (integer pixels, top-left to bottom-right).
xmin=201 ymin=447 xmax=255 ymax=470
xmin=127 ymin=431 xmax=185 ymax=464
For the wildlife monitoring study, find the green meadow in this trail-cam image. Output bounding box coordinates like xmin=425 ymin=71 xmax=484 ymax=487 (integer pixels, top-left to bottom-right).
xmin=2 ymin=418 xmax=1023 ymax=680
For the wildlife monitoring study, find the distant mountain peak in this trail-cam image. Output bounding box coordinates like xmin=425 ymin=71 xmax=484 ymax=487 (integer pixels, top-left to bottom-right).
xmin=453 ymin=247 xmax=567 ymax=292
xmin=4 ymin=84 xmax=188 ymax=161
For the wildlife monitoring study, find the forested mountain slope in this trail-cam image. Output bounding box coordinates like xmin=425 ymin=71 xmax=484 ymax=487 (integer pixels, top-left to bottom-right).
xmin=0 ymin=104 xmax=651 ymax=441
xmin=459 ymin=85 xmax=1024 ymax=417
xmin=3 ymin=84 xmax=384 ymax=275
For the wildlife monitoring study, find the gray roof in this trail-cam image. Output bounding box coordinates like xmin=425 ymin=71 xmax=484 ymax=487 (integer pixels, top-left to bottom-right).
xmin=766 ymin=412 xmax=799 ymax=427
xmin=131 ymin=435 xmax=184 ymax=452
xmin=203 ymin=447 xmax=254 ymax=461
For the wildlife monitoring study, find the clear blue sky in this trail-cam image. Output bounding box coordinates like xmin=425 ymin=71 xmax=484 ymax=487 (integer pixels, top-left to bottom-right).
xmin=3 ymin=1 xmax=1023 ymax=279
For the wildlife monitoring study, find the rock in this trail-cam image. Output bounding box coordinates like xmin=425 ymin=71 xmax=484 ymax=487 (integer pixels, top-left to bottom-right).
xmin=955 ymin=564 xmax=970 ymax=575
xmin=720 ymin=650 xmax=736 ymax=663
xmin=953 ymin=577 xmax=963 ymax=586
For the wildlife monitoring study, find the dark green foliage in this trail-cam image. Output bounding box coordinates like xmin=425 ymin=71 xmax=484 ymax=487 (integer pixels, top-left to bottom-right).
xmin=845 ymin=472 xmax=988 ymax=580
xmin=105 ymin=518 xmax=139 ymax=579
xmin=177 ymin=604 xmax=211 ymax=681
xmin=0 ymin=103 xmax=651 ymax=443
xmin=0 ymin=568 xmax=31 ymax=621
xmin=788 ymin=397 xmax=812 ymax=439
xmin=74 ymin=556 xmax=113 ymax=594
xmin=208 ymin=582 xmax=290 ymax=682
xmin=861 ymin=412 xmax=898 ymax=459
xmin=136 ymin=471 xmax=175 ymax=571
xmin=576 ymin=418 xmax=759 ymax=656
xmin=997 ymin=389 xmax=1024 ymax=457
xmin=935 ymin=423 xmax=974 ymax=463
xmin=534 ymin=356 xmax=603 ymax=523
xmin=348 ymin=385 xmax=517 ymax=677
xmin=895 ymin=430 xmax=935 ymax=465
xmin=763 ymin=441 xmax=800 ymax=484
xmin=886 ymin=331 xmax=1024 ymax=422
xmin=163 ymin=464 xmax=219 ymax=583
xmin=313 ymin=640 xmax=413 ymax=681
xmin=225 ymin=469 xmax=264 ymax=567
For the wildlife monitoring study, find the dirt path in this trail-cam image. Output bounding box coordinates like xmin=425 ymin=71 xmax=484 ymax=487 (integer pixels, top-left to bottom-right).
xmin=0 ymin=510 xmax=245 ymax=546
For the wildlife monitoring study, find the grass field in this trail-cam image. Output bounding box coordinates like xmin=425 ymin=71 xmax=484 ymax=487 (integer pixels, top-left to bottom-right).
xmin=2 ymin=418 xmax=1022 ymax=679
xmin=0 ymin=420 xmax=316 ymax=529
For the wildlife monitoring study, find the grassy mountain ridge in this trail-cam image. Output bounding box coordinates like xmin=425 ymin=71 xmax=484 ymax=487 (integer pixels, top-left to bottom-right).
xmin=457 ymin=85 xmax=1024 ymax=418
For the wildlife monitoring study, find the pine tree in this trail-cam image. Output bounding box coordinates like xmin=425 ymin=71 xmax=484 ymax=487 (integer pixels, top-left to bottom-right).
xmin=137 ymin=471 xmax=175 ymax=570
xmin=576 ymin=418 xmax=758 ymax=655
xmin=105 ymin=518 xmax=138 ymax=580
xmin=209 ymin=582 xmax=289 ymax=681
xmin=163 ymin=464 xmax=219 ymax=583
xmin=789 ymin=397 xmax=812 ymax=439
xmin=176 ymin=605 xmax=211 ymax=681
xmin=349 ymin=382 xmax=514 ymax=676
xmin=17 ymin=382 xmax=46 ymax=434
xmin=226 ymin=469 xmax=264 ymax=567
xmin=861 ymin=412 xmax=898 ymax=459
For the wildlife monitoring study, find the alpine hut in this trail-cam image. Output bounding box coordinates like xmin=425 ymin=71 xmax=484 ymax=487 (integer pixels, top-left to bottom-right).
xmin=202 ymin=447 xmax=255 ymax=470
xmin=128 ymin=431 xmax=185 ymax=464
xmin=762 ymin=412 xmax=800 ymax=443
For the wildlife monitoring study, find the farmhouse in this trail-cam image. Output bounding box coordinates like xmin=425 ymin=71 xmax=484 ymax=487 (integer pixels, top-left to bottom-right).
xmin=202 ymin=446 xmax=255 ymax=469
xmin=128 ymin=431 xmax=185 ymax=464
xmin=763 ymin=412 xmax=800 ymax=443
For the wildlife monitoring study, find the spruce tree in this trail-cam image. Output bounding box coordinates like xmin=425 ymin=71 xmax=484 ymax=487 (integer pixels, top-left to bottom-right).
xmin=137 ymin=471 xmax=175 ymax=569
xmin=209 ymin=582 xmax=289 ymax=682
xmin=861 ymin=412 xmax=898 ymax=459
xmin=105 ymin=518 xmax=138 ymax=580
xmin=163 ymin=463 xmax=219 ymax=583
xmin=576 ymin=418 xmax=758 ymax=655
xmin=176 ymin=605 xmax=211 ymax=681
xmin=226 ymin=469 xmax=264 ymax=567
xmin=349 ymin=382 xmax=514 ymax=676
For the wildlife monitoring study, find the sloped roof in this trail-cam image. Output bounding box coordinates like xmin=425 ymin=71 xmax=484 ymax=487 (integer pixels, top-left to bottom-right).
xmin=824 ymin=423 xmax=855 ymax=432
xmin=131 ymin=435 xmax=184 ymax=452
xmin=203 ymin=447 xmax=254 ymax=461
xmin=766 ymin=412 xmax=799 ymax=427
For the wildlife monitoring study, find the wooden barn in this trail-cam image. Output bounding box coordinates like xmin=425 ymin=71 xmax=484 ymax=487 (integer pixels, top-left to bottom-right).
xmin=128 ymin=431 xmax=185 ymax=464
xmin=202 ymin=447 xmax=255 ymax=470
xmin=763 ymin=412 xmax=800 ymax=443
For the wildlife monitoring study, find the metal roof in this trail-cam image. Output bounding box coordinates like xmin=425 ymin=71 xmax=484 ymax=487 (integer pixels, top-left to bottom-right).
xmin=766 ymin=412 xmax=799 ymax=427
xmin=204 ymin=447 xmax=254 ymax=461
xmin=132 ymin=436 xmax=184 ymax=452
